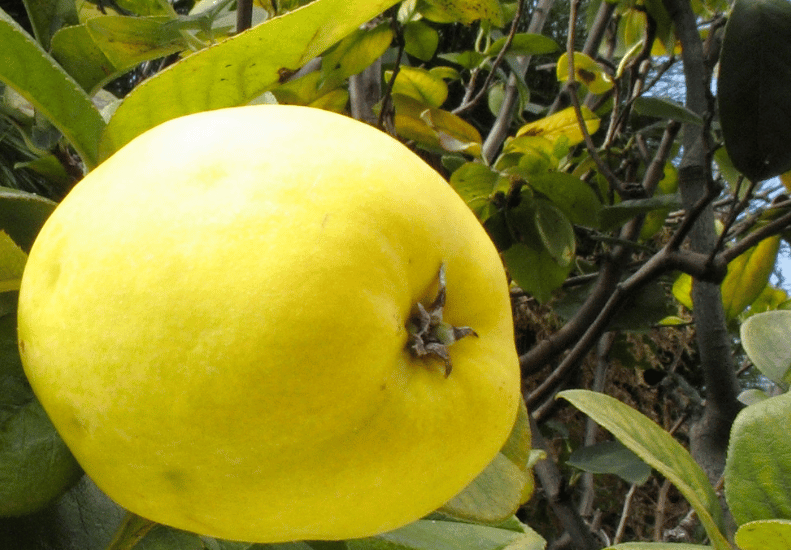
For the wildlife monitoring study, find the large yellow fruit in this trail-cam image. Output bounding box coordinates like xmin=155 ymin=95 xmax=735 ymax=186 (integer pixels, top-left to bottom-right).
xmin=17 ymin=105 xmax=520 ymax=543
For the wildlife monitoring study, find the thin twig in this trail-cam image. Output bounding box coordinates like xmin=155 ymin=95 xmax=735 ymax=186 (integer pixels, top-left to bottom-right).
xmin=613 ymin=485 xmax=638 ymax=543
xmin=452 ymin=0 xmax=525 ymax=115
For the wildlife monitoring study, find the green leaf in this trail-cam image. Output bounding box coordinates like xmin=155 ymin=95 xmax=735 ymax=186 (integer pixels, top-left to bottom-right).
xmin=21 ymin=0 xmax=78 ymax=49
xmin=503 ymin=242 xmax=571 ymax=304
xmin=98 ymin=0 xmax=401 ymax=160
xmin=720 ymin=235 xmax=781 ymax=320
xmin=734 ymin=519 xmax=790 ymax=550
xmin=717 ymin=0 xmax=790 ymax=182
xmin=599 ymin=194 xmax=682 ymax=231
xmin=51 ymin=24 xmax=120 ymax=94
xmin=724 ymin=392 xmax=790 ymax=525
xmin=0 ymin=186 xmax=57 ymax=252
xmin=85 ymin=15 xmax=187 ymax=69
xmin=390 ymin=66 xmax=449 ymax=108
xmin=0 ymin=7 xmax=105 ymax=168
xmin=557 ymin=390 xmax=731 ymax=550
xmin=486 ymin=33 xmax=560 ymax=56
xmin=440 ymin=397 xmax=533 ymax=523
xmin=633 ymin=96 xmax=702 ymax=126
xmin=366 ymin=517 xmax=546 ymax=550
xmin=321 ymin=21 xmax=393 ymax=86
xmin=740 ymin=310 xmax=790 ymax=388
xmin=0 ymin=232 xmax=27 ymax=293
xmin=0 ymin=296 xmax=83 ymax=517
xmin=416 ymin=0 xmax=503 ymax=26
xmin=403 ymin=20 xmax=439 ymax=61
xmin=567 ymin=440 xmax=652 ymax=486
xmin=533 ymin=201 xmax=575 ymax=268
xmin=523 ymin=172 xmax=602 ymax=228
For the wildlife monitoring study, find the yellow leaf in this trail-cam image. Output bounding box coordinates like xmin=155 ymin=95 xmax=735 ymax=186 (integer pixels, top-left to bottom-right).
xmin=556 ymin=52 xmax=613 ymax=94
xmin=387 ymin=66 xmax=448 ymax=108
xmin=416 ymin=0 xmax=503 ymax=26
xmin=516 ymin=106 xmax=600 ymax=146
xmin=721 ymin=235 xmax=781 ymax=320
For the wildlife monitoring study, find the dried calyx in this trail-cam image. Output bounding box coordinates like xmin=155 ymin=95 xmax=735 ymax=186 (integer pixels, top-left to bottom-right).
xmin=405 ymin=264 xmax=478 ymax=377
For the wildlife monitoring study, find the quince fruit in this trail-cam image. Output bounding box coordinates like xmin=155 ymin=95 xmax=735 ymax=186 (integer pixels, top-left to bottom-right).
xmin=18 ymin=105 xmax=520 ymax=542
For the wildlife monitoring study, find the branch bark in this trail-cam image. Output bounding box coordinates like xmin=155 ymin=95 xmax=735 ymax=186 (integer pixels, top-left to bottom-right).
xmin=662 ymin=0 xmax=742 ymax=492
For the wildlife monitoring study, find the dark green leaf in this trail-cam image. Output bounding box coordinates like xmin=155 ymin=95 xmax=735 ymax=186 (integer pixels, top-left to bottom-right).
xmin=524 ymin=172 xmax=602 ymax=228
xmin=503 ymin=242 xmax=571 ymax=304
xmin=0 ymin=186 xmax=57 ymax=252
xmin=533 ymin=201 xmax=575 ymax=268
xmin=599 ymin=194 xmax=682 ymax=231
xmin=567 ymin=440 xmax=651 ymax=486
xmin=20 ymin=0 xmax=78 ymax=49
xmin=633 ymin=96 xmax=702 ymax=126
xmin=718 ymin=0 xmax=790 ymax=181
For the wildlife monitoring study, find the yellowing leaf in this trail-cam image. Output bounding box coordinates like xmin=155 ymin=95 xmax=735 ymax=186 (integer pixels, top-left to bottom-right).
xmin=721 ymin=235 xmax=781 ymax=320
xmin=779 ymin=171 xmax=790 ymax=193
xmin=672 ymin=235 xmax=782 ymax=320
xmin=388 ymin=66 xmax=448 ymax=107
xmin=0 ymin=231 xmax=27 ymax=293
xmin=516 ymin=106 xmax=600 ymax=146
xmin=392 ymin=94 xmax=482 ymax=156
xmin=556 ymin=51 xmax=613 ymax=94
xmin=416 ymin=0 xmax=503 ymax=26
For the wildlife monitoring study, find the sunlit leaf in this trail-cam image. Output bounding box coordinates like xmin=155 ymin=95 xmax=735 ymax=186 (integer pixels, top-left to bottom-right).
xmin=516 ymin=106 xmax=600 ymax=145
xmin=85 ymin=15 xmax=187 ymax=68
xmin=721 ymin=235 xmax=781 ymax=320
xmin=321 ymin=21 xmax=393 ymax=86
xmin=0 ymin=232 xmax=26 ymax=293
xmin=416 ymin=0 xmax=503 ymax=25
xmin=558 ymin=390 xmax=731 ymax=550
xmin=372 ymin=517 xmax=546 ymax=550
xmin=524 ymin=172 xmax=602 ymax=227
xmin=555 ymin=51 xmax=612 ymax=94
xmin=735 ymin=519 xmax=791 ymax=550
xmin=0 ymin=7 xmax=105 ymax=168
xmin=778 ymin=171 xmax=790 ymax=193
xmin=393 ymin=95 xmax=481 ymax=156
xmin=98 ymin=0 xmax=401 ymax=160
xmin=403 ymin=20 xmax=439 ymax=61
xmin=724 ymin=392 xmax=791 ymax=525
xmin=740 ymin=310 xmax=790 ymax=388
xmin=389 ymin=66 xmax=449 ymax=107
xmin=22 ymin=0 xmax=79 ymax=49
xmin=486 ymin=33 xmax=560 ymax=56
xmin=718 ymin=0 xmax=790 ymax=182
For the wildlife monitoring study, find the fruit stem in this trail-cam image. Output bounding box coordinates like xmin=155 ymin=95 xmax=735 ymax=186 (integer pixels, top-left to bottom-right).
xmin=406 ymin=264 xmax=478 ymax=377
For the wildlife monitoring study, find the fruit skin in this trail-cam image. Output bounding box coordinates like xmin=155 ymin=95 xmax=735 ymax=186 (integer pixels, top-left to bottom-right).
xmin=17 ymin=105 xmax=520 ymax=543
